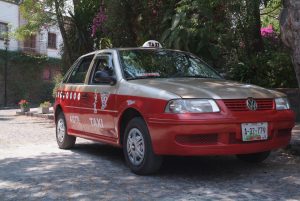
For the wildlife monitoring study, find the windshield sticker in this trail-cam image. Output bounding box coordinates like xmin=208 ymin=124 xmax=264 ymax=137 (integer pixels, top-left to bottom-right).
xmin=136 ymin=73 xmax=160 ymax=77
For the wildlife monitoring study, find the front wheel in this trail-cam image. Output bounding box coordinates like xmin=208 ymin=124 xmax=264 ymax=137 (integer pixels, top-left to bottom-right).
xmin=56 ymin=112 xmax=76 ymax=149
xmin=236 ymin=151 xmax=271 ymax=163
xmin=123 ymin=117 xmax=163 ymax=175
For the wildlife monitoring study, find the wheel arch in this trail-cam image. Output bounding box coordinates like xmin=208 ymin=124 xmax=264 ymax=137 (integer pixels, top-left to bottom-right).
xmin=118 ymin=107 xmax=145 ymax=146
xmin=55 ymin=104 xmax=64 ymax=122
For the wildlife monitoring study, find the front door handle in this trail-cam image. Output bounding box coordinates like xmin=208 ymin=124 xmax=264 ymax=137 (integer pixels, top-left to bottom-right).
xmin=81 ymin=93 xmax=89 ymax=99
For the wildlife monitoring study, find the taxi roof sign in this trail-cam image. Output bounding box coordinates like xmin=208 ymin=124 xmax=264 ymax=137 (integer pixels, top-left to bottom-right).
xmin=142 ymin=40 xmax=162 ymax=48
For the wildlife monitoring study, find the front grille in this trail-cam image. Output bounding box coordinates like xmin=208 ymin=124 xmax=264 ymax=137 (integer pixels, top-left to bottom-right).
xmin=175 ymin=134 xmax=218 ymax=145
xmin=223 ymin=99 xmax=274 ymax=111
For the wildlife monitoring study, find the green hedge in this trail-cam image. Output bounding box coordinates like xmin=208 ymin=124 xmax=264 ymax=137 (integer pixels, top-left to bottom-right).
xmin=0 ymin=50 xmax=62 ymax=107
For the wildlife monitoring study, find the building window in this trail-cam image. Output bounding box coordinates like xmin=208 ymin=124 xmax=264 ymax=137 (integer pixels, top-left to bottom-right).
xmin=0 ymin=22 xmax=8 ymax=40
xmin=24 ymin=35 xmax=36 ymax=53
xmin=48 ymin=33 xmax=57 ymax=49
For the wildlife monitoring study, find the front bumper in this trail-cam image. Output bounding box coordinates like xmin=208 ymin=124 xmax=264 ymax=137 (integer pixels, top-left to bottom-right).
xmin=147 ymin=110 xmax=295 ymax=156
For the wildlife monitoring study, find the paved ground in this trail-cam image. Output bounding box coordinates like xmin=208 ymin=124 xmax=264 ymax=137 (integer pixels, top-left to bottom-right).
xmin=0 ymin=109 xmax=300 ymax=201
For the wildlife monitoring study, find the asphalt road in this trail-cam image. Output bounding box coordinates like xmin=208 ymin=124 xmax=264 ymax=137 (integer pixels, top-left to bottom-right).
xmin=0 ymin=109 xmax=300 ymax=201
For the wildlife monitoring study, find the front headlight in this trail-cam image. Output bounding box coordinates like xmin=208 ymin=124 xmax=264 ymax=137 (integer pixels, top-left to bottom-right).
xmin=275 ymin=97 xmax=290 ymax=110
xmin=165 ymin=99 xmax=220 ymax=113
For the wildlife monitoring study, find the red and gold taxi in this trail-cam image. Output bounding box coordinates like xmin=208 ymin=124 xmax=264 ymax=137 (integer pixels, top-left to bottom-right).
xmin=54 ymin=41 xmax=295 ymax=175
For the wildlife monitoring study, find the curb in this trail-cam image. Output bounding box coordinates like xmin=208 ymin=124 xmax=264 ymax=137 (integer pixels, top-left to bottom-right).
xmin=16 ymin=111 xmax=54 ymax=120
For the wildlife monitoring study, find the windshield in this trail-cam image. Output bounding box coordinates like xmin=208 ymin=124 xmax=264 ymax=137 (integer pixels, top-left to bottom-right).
xmin=119 ymin=49 xmax=222 ymax=80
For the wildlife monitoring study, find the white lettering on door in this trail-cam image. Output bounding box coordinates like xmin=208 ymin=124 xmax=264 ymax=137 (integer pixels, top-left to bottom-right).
xmin=70 ymin=115 xmax=80 ymax=124
xmin=93 ymin=90 xmax=98 ymax=114
xmin=89 ymin=118 xmax=104 ymax=128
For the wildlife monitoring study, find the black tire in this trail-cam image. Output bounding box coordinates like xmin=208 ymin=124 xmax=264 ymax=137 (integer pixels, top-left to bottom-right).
xmin=236 ymin=151 xmax=271 ymax=163
xmin=123 ymin=117 xmax=163 ymax=175
xmin=56 ymin=112 xmax=76 ymax=149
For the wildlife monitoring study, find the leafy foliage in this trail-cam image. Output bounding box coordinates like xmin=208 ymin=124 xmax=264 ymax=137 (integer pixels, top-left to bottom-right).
xmin=0 ymin=50 xmax=60 ymax=106
xmin=14 ymin=0 xmax=298 ymax=88
xmin=261 ymin=0 xmax=282 ymax=32
xmin=16 ymin=0 xmax=56 ymax=40
xmin=160 ymin=0 xmax=296 ymax=88
xmin=52 ymin=73 xmax=63 ymax=98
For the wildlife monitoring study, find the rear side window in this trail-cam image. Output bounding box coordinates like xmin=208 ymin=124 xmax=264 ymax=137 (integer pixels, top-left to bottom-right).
xmin=67 ymin=55 xmax=94 ymax=84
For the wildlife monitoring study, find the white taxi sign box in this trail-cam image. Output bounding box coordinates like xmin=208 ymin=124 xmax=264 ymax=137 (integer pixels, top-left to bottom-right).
xmin=142 ymin=40 xmax=162 ymax=48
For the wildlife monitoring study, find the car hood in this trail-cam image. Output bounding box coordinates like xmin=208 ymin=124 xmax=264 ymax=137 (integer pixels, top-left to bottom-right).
xmin=129 ymin=78 xmax=285 ymax=99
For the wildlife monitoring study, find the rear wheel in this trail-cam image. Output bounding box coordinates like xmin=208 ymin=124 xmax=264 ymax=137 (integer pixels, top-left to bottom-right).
xmin=56 ymin=112 xmax=76 ymax=149
xmin=123 ymin=117 xmax=162 ymax=175
xmin=236 ymin=151 xmax=271 ymax=163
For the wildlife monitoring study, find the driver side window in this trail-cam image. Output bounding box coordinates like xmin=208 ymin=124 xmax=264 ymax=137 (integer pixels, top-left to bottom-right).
xmin=90 ymin=54 xmax=115 ymax=84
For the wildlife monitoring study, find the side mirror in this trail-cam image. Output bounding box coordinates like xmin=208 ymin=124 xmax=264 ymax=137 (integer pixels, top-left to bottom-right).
xmin=94 ymin=71 xmax=116 ymax=85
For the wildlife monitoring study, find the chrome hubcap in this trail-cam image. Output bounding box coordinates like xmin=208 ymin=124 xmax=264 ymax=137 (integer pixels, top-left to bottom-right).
xmin=127 ymin=128 xmax=145 ymax=166
xmin=57 ymin=119 xmax=65 ymax=143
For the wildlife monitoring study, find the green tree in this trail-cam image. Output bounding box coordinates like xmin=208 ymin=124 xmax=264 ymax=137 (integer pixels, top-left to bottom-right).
xmin=102 ymin=0 xmax=177 ymax=47
xmin=17 ymin=0 xmax=101 ymax=70
xmin=261 ymin=0 xmax=282 ymax=32
xmin=16 ymin=0 xmax=74 ymax=67
xmin=161 ymin=0 xmax=296 ymax=87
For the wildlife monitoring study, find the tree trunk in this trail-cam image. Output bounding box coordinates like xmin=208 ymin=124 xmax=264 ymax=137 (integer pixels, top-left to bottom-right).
xmin=54 ymin=0 xmax=73 ymax=66
xmin=280 ymin=0 xmax=300 ymax=88
xmin=245 ymin=0 xmax=264 ymax=53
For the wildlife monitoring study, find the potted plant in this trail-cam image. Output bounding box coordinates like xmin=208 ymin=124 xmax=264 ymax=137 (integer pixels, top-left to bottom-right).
xmin=19 ymin=99 xmax=30 ymax=112
xmin=39 ymin=101 xmax=51 ymax=114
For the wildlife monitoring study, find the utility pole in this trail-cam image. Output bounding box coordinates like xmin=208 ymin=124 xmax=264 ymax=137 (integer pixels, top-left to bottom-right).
xmin=4 ymin=37 xmax=9 ymax=107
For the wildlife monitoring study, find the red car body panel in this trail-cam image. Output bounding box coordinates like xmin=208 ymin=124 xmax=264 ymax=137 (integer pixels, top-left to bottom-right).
xmin=55 ymin=90 xmax=295 ymax=156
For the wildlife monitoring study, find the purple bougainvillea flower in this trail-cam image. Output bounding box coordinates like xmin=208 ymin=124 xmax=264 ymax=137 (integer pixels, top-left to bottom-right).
xmin=261 ymin=25 xmax=274 ymax=37
xmin=91 ymin=6 xmax=107 ymax=37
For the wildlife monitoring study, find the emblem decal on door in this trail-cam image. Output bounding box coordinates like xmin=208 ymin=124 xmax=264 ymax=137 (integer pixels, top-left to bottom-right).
xmin=100 ymin=92 xmax=110 ymax=110
xmin=93 ymin=90 xmax=110 ymax=113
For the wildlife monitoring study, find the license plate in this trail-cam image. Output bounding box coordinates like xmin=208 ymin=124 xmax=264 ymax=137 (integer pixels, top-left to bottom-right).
xmin=241 ymin=122 xmax=268 ymax=142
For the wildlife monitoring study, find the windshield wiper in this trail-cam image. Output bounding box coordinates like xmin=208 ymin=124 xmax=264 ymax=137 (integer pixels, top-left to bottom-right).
xmin=168 ymin=75 xmax=217 ymax=79
xmin=126 ymin=76 xmax=162 ymax=80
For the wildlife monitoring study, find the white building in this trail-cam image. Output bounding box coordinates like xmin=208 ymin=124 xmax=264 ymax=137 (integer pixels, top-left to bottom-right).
xmin=0 ymin=0 xmax=63 ymax=59
xmin=0 ymin=0 xmax=19 ymax=51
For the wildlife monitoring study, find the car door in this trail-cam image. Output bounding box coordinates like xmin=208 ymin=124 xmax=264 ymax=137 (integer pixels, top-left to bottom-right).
xmin=80 ymin=52 xmax=118 ymax=139
xmin=62 ymin=54 xmax=95 ymax=135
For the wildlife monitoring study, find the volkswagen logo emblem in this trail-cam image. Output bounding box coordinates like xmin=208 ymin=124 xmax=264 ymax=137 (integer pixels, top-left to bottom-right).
xmin=246 ymin=98 xmax=257 ymax=111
